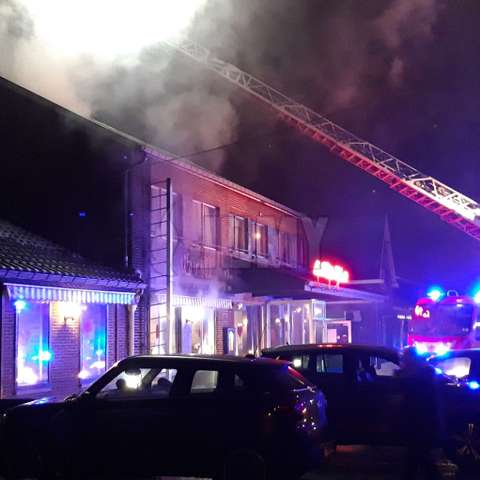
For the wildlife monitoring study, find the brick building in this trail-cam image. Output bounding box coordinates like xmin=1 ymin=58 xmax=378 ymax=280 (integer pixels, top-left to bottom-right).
xmin=0 ymin=219 xmax=144 ymax=399
xmin=128 ymin=144 xmax=394 ymax=356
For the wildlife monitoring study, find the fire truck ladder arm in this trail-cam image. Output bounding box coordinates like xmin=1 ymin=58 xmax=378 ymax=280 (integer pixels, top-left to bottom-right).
xmin=165 ymin=38 xmax=480 ymax=240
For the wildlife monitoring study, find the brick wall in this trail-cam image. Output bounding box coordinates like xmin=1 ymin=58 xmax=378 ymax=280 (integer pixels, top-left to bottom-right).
xmin=1 ymin=289 xmax=16 ymax=398
xmin=215 ymin=309 xmax=234 ymax=354
xmin=49 ymin=302 xmax=81 ymax=398
xmin=130 ymin=152 xmax=150 ymax=354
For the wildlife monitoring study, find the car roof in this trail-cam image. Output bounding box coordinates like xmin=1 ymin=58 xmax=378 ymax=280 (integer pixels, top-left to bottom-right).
xmin=118 ymin=354 xmax=287 ymax=368
xmin=262 ymin=343 xmax=400 ymax=357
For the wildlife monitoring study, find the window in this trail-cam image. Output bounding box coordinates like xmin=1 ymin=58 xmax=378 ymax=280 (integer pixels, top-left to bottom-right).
xmin=280 ymin=232 xmax=290 ymax=263
xmin=232 ymin=215 xmax=248 ymax=252
xmin=316 ymin=353 xmax=344 ymax=374
xmin=190 ymin=370 xmax=219 ymax=394
xmin=16 ymin=301 xmax=50 ymax=386
xmin=79 ymin=304 xmax=107 ymax=381
xmin=291 ymin=355 xmax=310 ymax=371
xmin=433 ymin=357 xmax=472 ymax=378
xmin=203 ymin=204 xmax=218 ymax=247
xmin=370 ymin=356 xmax=400 ymax=377
xmin=254 ymin=223 xmax=268 ymax=257
xmin=193 ymin=201 xmax=219 ymax=247
xmin=97 ymin=366 xmax=178 ymax=400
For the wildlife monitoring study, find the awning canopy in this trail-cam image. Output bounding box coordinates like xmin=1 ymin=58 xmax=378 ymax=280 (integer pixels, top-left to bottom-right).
xmin=151 ymin=292 xmax=233 ymax=310
xmin=5 ymin=283 xmax=137 ymax=305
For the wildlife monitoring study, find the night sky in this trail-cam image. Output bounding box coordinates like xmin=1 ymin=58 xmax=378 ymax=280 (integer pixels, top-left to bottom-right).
xmin=1 ymin=0 xmax=480 ymax=294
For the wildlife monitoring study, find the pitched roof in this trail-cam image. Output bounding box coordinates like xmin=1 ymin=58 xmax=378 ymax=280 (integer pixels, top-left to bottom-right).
xmin=320 ymin=215 xmax=387 ymax=280
xmin=0 ymin=219 xmax=143 ymax=289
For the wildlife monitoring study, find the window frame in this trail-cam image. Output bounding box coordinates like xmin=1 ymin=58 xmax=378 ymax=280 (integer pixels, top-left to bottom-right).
xmin=193 ymin=200 xmax=220 ymax=249
xmin=254 ymin=222 xmax=268 ymax=257
xmin=15 ymin=301 xmax=51 ymax=390
xmin=233 ymin=215 xmax=249 ymax=253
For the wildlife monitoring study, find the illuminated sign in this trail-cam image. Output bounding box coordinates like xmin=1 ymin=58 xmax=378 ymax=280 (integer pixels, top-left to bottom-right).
xmin=312 ymin=260 xmax=350 ymax=287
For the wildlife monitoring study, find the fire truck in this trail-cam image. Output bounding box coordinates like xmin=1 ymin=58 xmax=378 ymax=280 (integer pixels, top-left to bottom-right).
xmin=408 ymin=289 xmax=480 ymax=354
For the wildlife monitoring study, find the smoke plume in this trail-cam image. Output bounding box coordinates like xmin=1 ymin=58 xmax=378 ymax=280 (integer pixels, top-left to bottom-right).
xmin=0 ymin=0 xmax=445 ymax=171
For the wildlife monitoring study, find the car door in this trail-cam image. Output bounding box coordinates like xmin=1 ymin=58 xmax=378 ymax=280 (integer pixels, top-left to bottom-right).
xmin=71 ymin=362 xmax=181 ymax=478
xmin=279 ymin=350 xmax=356 ymax=442
xmin=349 ymin=351 xmax=405 ymax=445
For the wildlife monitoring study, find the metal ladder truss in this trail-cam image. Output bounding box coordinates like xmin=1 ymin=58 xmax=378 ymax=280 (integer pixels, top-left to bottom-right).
xmin=150 ymin=180 xmax=173 ymax=354
xmin=165 ymin=38 xmax=480 ymax=240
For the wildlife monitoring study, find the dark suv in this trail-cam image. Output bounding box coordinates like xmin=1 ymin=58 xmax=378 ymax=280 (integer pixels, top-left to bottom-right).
xmin=1 ymin=355 xmax=327 ymax=480
xmin=262 ymin=343 xmax=480 ymax=467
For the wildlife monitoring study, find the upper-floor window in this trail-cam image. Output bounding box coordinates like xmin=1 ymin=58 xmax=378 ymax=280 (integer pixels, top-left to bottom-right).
xmin=231 ymin=215 xmax=249 ymax=253
xmin=193 ymin=201 xmax=219 ymax=248
xmin=254 ymin=223 xmax=268 ymax=257
xmin=280 ymin=231 xmax=290 ymax=264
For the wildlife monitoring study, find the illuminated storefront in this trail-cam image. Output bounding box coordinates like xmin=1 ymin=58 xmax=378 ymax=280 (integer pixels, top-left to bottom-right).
xmin=0 ymin=218 xmax=144 ymax=399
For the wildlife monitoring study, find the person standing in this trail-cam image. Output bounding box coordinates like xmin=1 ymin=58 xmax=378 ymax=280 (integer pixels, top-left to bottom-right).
xmin=396 ymin=347 xmax=443 ymax=479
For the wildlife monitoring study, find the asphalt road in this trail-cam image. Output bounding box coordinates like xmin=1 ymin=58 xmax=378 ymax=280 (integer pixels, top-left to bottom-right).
xmin=161 ymin=445 xmax=467 ymax=480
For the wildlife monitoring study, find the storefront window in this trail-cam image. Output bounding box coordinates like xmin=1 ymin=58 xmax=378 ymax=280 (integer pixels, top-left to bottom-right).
xmin=16 ymin=301 xmax=50 ymax=386
xmin=233 ymin=216 xmax=248 ymax=252
xmin=179 ymin=306 xmax=215 ymax=354
xmin=79 ymin=304 xmax=107 ymax=380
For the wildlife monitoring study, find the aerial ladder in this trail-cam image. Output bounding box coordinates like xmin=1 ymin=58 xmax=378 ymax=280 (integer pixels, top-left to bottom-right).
xmin=165 ymin=38 xmax=480 ymax=241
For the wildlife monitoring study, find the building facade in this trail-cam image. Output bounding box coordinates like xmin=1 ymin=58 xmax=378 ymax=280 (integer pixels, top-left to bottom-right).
xmin=0 ymin=220 xmax=144 ymax=399
xmin=130 ymin=146 xmax=393 ymax=357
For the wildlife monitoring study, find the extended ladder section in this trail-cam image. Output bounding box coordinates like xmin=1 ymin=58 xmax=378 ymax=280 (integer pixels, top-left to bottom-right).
xmin=150 ymin=180 xmax=174 ymax=354
xmin=166 ymin=38 xmax=480 ymax=240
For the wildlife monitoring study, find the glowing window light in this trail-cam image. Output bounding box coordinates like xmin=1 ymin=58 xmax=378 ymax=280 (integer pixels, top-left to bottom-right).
xmin=427 ymin=288 xmax=444 ymax=302
xmin=14 ymin=299 xmax=27 ymax=313
xmin=125 ymin=374 xmax=141 ymax=389
xmin=39 ymin=350 xmax=52 ymax=362
xmin=78 ymin=370 xmax=90 ymax=380
xmin=445 ymin=365 xmax=470 ymax=378
xmin=17 ymin=366 xmax=39 ymax=386
xmin=90 ymin=361 xmax=106 ymax=370
xmin=292 ymin=358 xmax=302 ymax=368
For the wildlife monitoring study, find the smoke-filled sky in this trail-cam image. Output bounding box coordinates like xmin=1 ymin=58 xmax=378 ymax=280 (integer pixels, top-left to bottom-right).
xmin=2 ymin=0 xmax=480 ymax=291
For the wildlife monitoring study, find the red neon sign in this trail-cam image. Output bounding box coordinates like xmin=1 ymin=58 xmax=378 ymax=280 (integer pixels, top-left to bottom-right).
xmin=313 ymin=259 xmax=350 ymax=287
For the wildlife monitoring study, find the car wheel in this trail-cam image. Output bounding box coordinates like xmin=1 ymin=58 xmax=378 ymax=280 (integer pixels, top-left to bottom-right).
xmin=222 ymin=449 xmax=267 ymax=480
xmin=446 ymin=422 xmax=480 ymax=470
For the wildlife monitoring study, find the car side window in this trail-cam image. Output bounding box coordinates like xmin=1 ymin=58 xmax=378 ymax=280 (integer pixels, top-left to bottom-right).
xmin=316 ymin=353 xmax=344 ymax=374
xmin=433 ymin=357 xmax=471 ymax=378
xmin=96 ymin=366 xmax=178 ymax=401
xmin=190 ymin=370 xmax=219 ymax=394
xmin=291 ymin=355 xmax=310 ymax=371
xmin=370 ymin=356 xmax=400 ymax=377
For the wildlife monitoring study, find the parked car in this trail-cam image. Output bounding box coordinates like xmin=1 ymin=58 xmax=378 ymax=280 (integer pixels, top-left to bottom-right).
xmin=262 ymin=343 xmax=480 ymax=468
xmin=428 ymin=348 xmax=480 ymax=387
xmin=0 ymin=355 xmax=328 ymax=480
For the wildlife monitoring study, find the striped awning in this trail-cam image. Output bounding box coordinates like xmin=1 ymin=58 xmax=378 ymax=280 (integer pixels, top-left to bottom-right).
xmin=151 ymin=292 xmax=232 ymax=310
xmin=6 ymin=283 xmax=137 ymax=305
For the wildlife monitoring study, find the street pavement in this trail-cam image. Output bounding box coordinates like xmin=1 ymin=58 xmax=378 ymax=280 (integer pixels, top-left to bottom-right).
xmin=161 ymin=445 xmax=465 ymax=480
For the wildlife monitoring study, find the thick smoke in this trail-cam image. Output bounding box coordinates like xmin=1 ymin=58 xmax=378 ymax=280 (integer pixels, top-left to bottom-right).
xmin=1 ymin=0 xmax=444 ymax=171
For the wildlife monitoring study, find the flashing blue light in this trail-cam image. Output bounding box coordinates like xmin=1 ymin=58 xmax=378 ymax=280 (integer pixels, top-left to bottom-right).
xmin=415 ymin=343 xmax=429 ymax=355
xmin=427 ymin=288 xmax=444 ymax=302
xmin=433 ymin=343 xmax=451 ymax=357
xmin=474 ymin=292 xmax=480 ymax=304
xmin=39 ymin=350 xmax=52 ymax=362
xmin=467 ymin=380 xmax=480 ymax=390
xmin=14 ymin=299 xmax=27 ymax=313
xmin=79 ymin=211 xmax=87 ymax=218
xmin=434 ymin=367 xmax=443 ymax=375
